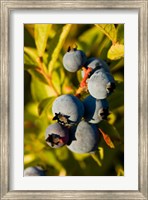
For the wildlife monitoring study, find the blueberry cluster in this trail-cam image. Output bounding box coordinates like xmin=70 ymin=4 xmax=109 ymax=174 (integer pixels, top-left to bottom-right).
xmin=45 ymin=47 xmax=116 ymax=154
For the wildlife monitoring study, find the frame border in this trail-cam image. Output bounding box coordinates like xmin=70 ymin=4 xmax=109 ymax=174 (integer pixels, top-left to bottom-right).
xmin=0 ymin=0 xmax=147 ymax=199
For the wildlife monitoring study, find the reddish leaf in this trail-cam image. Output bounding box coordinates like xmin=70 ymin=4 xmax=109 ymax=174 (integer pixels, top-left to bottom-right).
xmin=99 ymin=128 xmax=115 ymax=149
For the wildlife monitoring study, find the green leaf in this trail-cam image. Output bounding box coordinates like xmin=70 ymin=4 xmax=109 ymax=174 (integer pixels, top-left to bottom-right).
xmin=24 ymin=24 xmax=35 ymax=38
xmin=108 ymin=81 xmax=124 ymax=110
xmin=24 ymin=47 xmax=39 ymax=65
xmin=24 ymin=47 xmax=48 ymax=72
xmin=51 ymin=69 xmax=62 ymax=95
xmin=30 ymin=75 xmax=57 ymax=102
xmin=28 ymin=68 xmax=49 ymax=85
xmin=78 ymin=26 xmax=104 ymax=55
xmin=47 ymin=26 xmax=63 ymax=64
xmin=34 ymin=24 xmax=51 ymax=57
xmin=38 ymin=97 xmax=56 ymax=116
xmin=48 ymin=24 xmax=72 ymax=73
xmin=24 ymin=47 xmax=41 ymax=70
xmin=24 ymin=47 xmax=53 ymax=85
xmin=116 ymin=24 xmax=124 ymax=44
xmin=90 ymin=152 xmax=102 ymax=167
xmin=24 ymin=52 xmax=38 ymax=69
xmin=97 ymin=37 xmax=111 ymax=59
xmin=107 ymin=43 xmax=124 ymax=60
xmin=24 ymin=26 xmax=36 ymax=47
xmin=95 ymin=24 xmax=117 ymax=44
xmin=98 ymin=147 xmax=104 ymax=160
xmin=116 ymin=165 xmax=124 ymax=176
xmin=24 ymin=64 xmax=36 ymax=70
xmin=110 ymin=58 xmax=124 ymax=72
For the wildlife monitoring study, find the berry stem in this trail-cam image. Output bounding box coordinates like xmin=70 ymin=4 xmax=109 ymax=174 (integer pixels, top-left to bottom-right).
xmin=80 ymin=67 xmax=92 ymax=87
xmin=75 ymin=86 xmax=88 ymax=98
xmin=75 ymin=67 xmax=92 ymax=98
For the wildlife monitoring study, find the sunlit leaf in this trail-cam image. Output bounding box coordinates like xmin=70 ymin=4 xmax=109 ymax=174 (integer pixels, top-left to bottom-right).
xmin=116 ymin=165 xmax=124 ymax=176
xmin=95 ymin=24 xmax=117 ymax=44
xmin=97 ymin=37 xmax=111 ymax=59
xmin=24 ymin=154 xmax=36 ymax=165
xmin=24 ymin=26 xmax=36 ymax=47
xmin=24 ymin=24 xmax=35 ymax=38
xmin=59 ymin=168 xmax=67 ymax=176
xmin=113 ymin=72 xmax=124 ymax=82
xmin=72 ymin=151 xmax=90 ymax=161
xmin=24 ymin=51 xmax=38 ymax=70
xmin=116 ymin=24 xmax=124 ymax=44
xmin=78 ymin=26 xmax=104 ymax=54
xmin=107 ymin=43 xmax=124 ymax=60
xmin=28 ymin=68 xmax=49 ymax=85
xmin=47 ymin=26 xmax=63 ymax=64
xmin=55 ymin=147 xmax=69 ymax=161
xmin=24 ymin=47 xmax=39 ymax=64
xmin=110 ymin=58 xmax=124 ymax=72
xmin=34 ymin=24 xmax=51 ymax=57
xmin=107 ymin=112 xmax=116 ymax=125
xmin=30 ymin=75 xmax=56 ymax=102
xmin=48 ymin=24 xmax=72 ymax=73
xmin=38 ymin=97 xmax=56 ymax=116
xmin=90 ymin=152 xmax=102 ymax=166
xmin=39 ymin=151 xmax=64 ymax=171
xmin=51 ymin=70 xmax=62 ymax=95
xmin=24 ymin=102 xmax=39 ymax=118
xmin=98 ymin=147 xmax=104 ymax=160
xmin=24 ymin=47 xmax=49 ymax=72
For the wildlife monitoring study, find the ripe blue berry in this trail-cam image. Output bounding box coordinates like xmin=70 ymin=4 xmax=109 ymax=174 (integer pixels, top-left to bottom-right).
xmin=67 ymin=121 xmax=99 ymax=153
xmin=81 ymin=57 xmax=110 ymax=78
xmin=52 ymin=94 xmax=84 ymax=126
xmin=24 ymin=166 xmax=45 ymax=176
xmin=85 ymin=57 xmax=110 ymax=73
xmin=83 ymin=95 xmax=109 ymax=124
xmin=45 ymin=123 xmax=69 ymax=148
xmin=63 ymin=47 xmax=87 ymax=72
xmin=88 ymin=69 xmax=115 ymax=99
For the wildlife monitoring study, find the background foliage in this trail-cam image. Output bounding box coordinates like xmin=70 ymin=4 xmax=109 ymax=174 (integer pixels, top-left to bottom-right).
xmin=24 ymin=24 xmax=124 ymax=176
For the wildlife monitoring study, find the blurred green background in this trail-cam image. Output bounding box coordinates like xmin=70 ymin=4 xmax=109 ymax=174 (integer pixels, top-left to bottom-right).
xmin=24 ymin=24 xmax=124 ymax=176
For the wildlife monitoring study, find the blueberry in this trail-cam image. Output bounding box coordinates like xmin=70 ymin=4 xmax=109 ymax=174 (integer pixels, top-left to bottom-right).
xmin=52 ymin=94 xmax=84 ymax=126
xmin=67 ymin=121 xmax=100 ymax=153
xmin=83 ymin=95 xmax=109 ymax=124
xmin=88 ymin=69 xmax=115 ymax=99
xmin=45 ymin=123 xmax=69 ymax=148
xmin=63 ymin=47 xmax=87 ymax=72
xmin=85 ymin=57 xmax=110 ymax=73
xmin=80 ymin=58 xmax=110 ymax=88
xmin=24 ymin=166 xmax=45 ymax=176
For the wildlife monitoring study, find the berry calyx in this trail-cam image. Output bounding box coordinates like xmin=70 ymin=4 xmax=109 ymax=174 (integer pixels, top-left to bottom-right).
xmin=45 ymin=123 xmax=69 ymax=148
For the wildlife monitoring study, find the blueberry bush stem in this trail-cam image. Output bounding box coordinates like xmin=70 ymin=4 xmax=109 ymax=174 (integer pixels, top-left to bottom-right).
xmin=80 ymin=67 xmax=92 ymax=87
xmin=37 ymin=56 xmax=60 ymax=96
